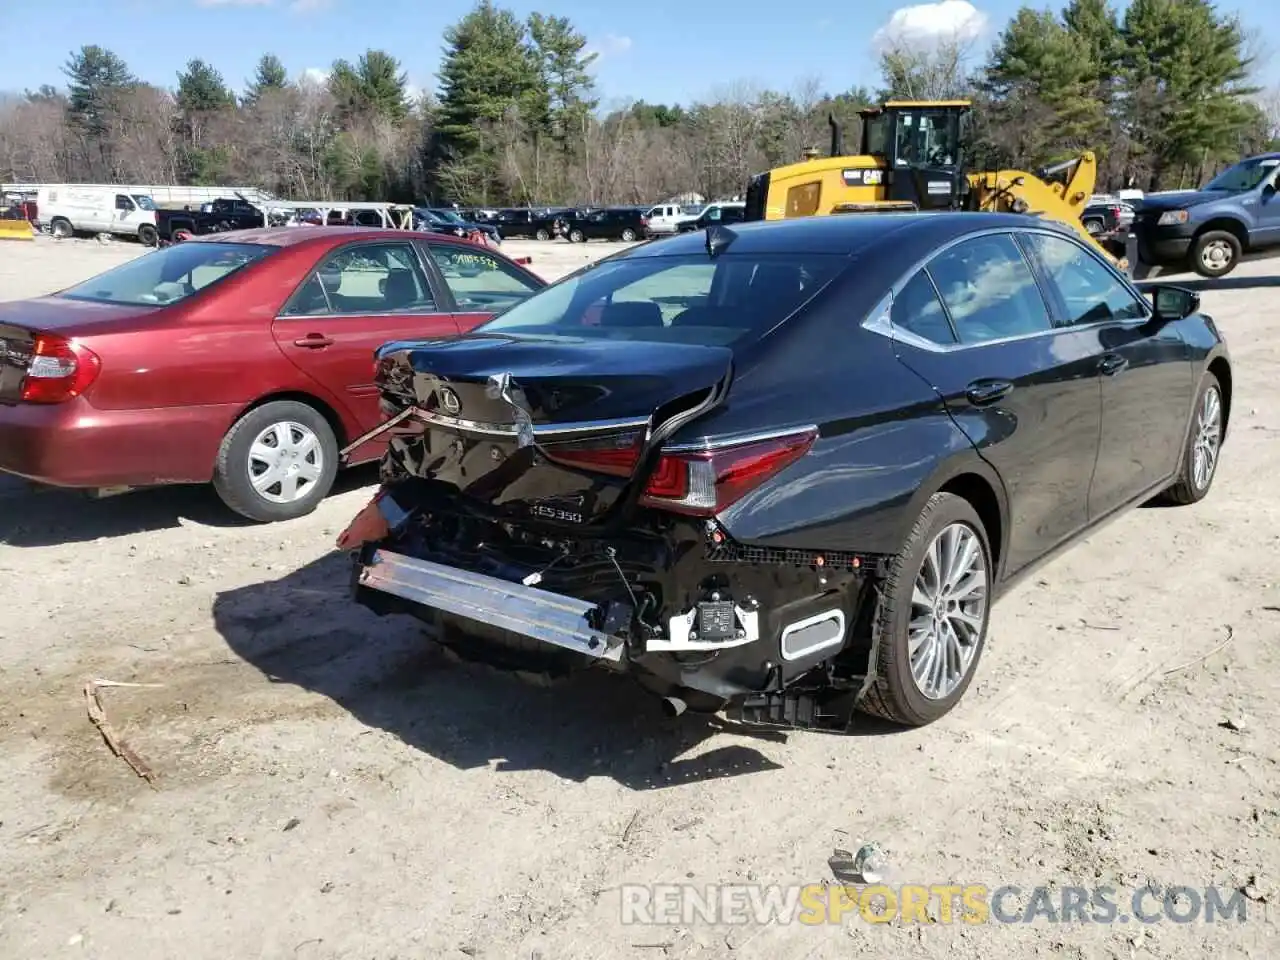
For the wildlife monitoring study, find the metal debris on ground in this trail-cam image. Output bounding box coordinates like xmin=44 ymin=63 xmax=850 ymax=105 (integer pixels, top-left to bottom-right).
xmin=83 ymin=678 xmax=164 ymax=783
xmin=829 ymin=842 xmax=887 ymax=884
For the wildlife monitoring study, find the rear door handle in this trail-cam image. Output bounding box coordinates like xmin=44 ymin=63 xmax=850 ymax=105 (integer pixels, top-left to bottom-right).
xmin=1099 ymin=353 xmax=1129 ymax=376
xmin=965 ymin=379 xmax=1014 ymax=406
xmin=294 ymin=334 xmax=334 ymax=348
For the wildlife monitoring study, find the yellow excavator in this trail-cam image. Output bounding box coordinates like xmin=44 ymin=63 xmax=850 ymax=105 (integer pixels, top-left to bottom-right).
xmin=742 ymin=99 xmax=1123 ymax=268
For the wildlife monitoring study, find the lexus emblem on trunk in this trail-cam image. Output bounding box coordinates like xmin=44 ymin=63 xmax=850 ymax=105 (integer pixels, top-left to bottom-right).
xmin=439 ymin=388 xmax=461 ymax=415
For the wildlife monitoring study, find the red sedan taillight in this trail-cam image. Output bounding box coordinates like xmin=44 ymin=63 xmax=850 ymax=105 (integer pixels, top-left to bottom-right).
xmin=21 ymin=334 xmax=102 ymax=403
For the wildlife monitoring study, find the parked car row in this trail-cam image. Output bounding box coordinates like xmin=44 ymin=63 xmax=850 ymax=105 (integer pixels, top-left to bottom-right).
xmin=452 ymin=200 xmax=748 ymax=242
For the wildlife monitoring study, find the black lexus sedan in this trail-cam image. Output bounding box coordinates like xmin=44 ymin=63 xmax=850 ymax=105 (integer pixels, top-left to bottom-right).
xmin=340 ymin=212 xmax=1231 ymax=731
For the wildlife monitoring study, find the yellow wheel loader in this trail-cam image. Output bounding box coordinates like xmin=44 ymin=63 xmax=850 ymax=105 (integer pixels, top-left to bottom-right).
xmin=742 ymin=100 xmax=1124 ymax=268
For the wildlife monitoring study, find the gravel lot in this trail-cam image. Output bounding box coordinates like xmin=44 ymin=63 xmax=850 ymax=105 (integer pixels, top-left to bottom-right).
xmin=0 ymin=234 xmax=1277 ymax=960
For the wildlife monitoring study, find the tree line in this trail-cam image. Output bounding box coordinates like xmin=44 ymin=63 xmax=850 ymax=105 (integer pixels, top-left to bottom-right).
xmin=0 ymin=0 xmax=1277 ymax=206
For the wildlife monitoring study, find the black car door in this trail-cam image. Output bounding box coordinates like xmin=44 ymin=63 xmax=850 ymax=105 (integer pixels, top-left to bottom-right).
xmin=883 ymin=231 xmax=1105 ymax=577
xmin=1019 ymin=230 xmax=1194 ymax=515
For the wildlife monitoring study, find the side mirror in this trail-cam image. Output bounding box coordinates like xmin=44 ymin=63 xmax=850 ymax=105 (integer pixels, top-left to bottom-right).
xmin=1150 ymin=285 xmax=1200 ymax=321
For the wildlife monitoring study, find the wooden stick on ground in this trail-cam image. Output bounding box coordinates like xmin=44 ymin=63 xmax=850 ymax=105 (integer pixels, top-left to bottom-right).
xmin=83 ymin=679 xmax=162 ymax=783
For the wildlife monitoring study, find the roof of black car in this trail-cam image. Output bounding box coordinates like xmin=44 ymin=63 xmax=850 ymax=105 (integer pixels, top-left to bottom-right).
xmin=624 ymin=211 xmax=1046 ymax=257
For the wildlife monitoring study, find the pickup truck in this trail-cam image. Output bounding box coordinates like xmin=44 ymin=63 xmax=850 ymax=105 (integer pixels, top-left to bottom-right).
xmin=1130 ymin=152 xmax=1280 ymax=277
xmin=156 ymin=197 xmax=263 ymax=243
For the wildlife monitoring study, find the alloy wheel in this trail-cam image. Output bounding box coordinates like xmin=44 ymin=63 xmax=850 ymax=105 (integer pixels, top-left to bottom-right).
xmin=1192 ymin=385 xmax=1222 ymax=491
xmin=908 ymin=522 xmax=989 ymax=700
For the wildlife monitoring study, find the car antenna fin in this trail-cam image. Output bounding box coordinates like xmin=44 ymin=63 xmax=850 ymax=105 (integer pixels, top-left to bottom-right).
xmin=705 ymin=224 xmax=737 ymax=258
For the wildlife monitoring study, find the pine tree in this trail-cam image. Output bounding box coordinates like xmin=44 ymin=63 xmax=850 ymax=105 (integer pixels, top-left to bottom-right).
xmin=243 ymin=54 xmax=288 ymax=107
xmin=63 ymin=45 xmax=134 ymax=138
xmin=979 ymin=8 xmax=1107 ymax=166
xmin=1121 ymin=0 xmax=1259 ymax=188
xmin=176 ymin=59 xmax=234 ymax=113
xmin=526 ymin=13 xmax=597 ymax=147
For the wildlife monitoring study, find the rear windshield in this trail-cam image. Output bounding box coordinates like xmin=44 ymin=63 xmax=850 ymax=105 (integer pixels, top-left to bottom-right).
xmin=59 ymin=241 xmax=274 ymax=306
xmin=473 ymin=252 xmax=846 ymax=347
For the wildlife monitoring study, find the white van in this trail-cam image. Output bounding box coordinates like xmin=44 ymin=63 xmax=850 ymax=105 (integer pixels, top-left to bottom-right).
xmin=644 ymin=202 xmax=704 ymax=236
xmin=36 ymin=186 xmax=159 ymax=245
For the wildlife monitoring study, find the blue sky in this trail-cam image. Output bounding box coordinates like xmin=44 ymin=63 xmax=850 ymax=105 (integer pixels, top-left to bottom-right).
xmin=1 ymin=0 xmax=1276 ymax=105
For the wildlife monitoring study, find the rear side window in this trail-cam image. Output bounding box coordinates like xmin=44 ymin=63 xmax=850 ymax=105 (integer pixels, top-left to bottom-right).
xmin=926 ymin=234 xmax=1052 ymax=344
xmin=473 ymin=253 xmax=844 ymax=349
xmin=428 ymin=244 xmax=542 ymax=312
xmin=281 ymin=242 xmax=434 ymax=317
xmin=59 ymin=241 xmax=274 ymax=306
xmin=1020 ymin=232 xmax=1148 ymax=325
xmin=892 ymin=270 xmax=955 ymax=344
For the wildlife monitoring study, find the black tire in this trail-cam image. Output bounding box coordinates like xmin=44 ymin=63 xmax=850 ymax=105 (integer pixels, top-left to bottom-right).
xmin=137 ymin=224 xmax=158 ymax=246
xmin=51 ymin=218 xmax=73 ymax=239
xmin=1159 ymin=372 xmax=1224 ymax=506
xmin=569 ymin=229 xmax=585 ymax=243
xmin=620 ymin=228 xmax=638 ymax=242
xmin=859 ymin=492 xmax=993 ymax=727
xmin=1191 ymin=230 xmax=1241 ymax=278
xmin=212 ymin=400 xmax=339 ymax=522
xmin=535 ymin=228 xmax=550 ymax=241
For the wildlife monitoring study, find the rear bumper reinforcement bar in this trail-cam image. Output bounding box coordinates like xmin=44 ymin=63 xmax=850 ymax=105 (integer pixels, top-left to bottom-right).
xmin=356 ymin=549 xmax=625 ymax=662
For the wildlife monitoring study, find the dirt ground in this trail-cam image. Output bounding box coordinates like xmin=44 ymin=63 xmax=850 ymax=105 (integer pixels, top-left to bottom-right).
xmin=0 ymin=234 xmax=1277 ymax=960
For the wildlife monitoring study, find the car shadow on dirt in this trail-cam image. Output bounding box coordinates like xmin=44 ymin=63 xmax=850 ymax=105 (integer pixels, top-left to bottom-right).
xmin=0 ymin=466 xmax=380 ymax=547
xmin=212 ymin=549 xmax=807 ymax=790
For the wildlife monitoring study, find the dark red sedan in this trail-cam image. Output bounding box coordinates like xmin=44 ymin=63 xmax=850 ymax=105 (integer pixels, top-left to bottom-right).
xmin=0 ymin=227 xmax=546 ymax=521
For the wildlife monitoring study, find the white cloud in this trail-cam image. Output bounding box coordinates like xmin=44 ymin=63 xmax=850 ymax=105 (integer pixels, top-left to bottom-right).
xmin=872 ymin=0 xmax=988 ymax=48
xmin=585 ymin=33 xmax=633 ymax=62
xmin=299 ymin=67 xmax=330 ymax=85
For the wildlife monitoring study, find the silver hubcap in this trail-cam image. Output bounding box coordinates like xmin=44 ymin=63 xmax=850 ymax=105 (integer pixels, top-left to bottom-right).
xmin=1201 ymin=240 xmax=1232 ymax=270
xmin=909 ymin=523 xmax=988 ymax=700
xmin=1086 ymin=221 xmax=1102 ymax=235
xmin=1192 ymin=385 xmax=1222 ymax=490
xmin=248 ymin=421 xmax=324 ymax=504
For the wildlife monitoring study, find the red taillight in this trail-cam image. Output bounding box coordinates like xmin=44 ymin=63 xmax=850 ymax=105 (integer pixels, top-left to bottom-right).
xmin=642 ymin=429 xmax=817 ymax=515
xmin=20 ymin=334 xmax=102 ymax=404
xmin=543 ymin=428 xmax=818 ymax=517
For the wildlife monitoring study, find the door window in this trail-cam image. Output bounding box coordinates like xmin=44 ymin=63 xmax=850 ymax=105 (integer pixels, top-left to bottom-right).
xmin=281 ymin=242 xmax=435 ymax=317
xmin=925 ymin=234 xmax=1053 ymax=344
xmin=115 ymin=194 xmax=135 ymax=211
xmin=891 ymin=270 xmax=956 ymax=344
xmin=1019 ymin=232 xmax=1149 ymax=326
xmin=429 ymin=244 xmax=541 ymax=312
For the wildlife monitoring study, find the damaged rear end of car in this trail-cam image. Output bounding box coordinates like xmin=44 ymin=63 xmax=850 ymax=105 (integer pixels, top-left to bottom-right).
xmin=344 ymin=234 xmax=880 ymax=728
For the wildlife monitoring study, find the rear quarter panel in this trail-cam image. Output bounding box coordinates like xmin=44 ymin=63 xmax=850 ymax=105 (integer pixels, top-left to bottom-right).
xmin=694 ymin=326 xmax=990 ymax=558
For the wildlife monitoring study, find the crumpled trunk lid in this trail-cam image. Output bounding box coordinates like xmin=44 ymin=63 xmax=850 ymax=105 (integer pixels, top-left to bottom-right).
xmin=371 ymin=333 xmax=733 ymax=529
